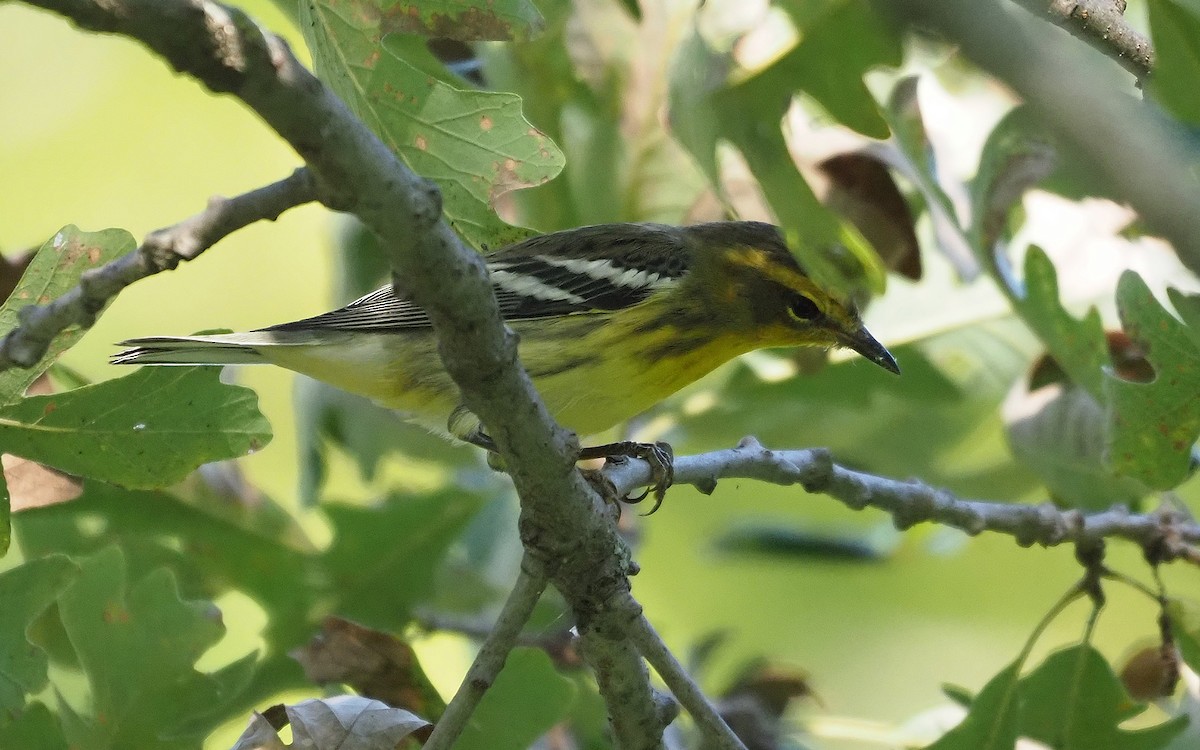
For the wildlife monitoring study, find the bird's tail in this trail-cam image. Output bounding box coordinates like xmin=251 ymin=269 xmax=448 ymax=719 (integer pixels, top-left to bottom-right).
xmin=111 ymin=333 xmax=277 ymax=366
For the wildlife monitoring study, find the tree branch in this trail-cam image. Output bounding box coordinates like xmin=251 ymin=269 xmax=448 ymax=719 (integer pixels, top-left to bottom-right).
xmin=579 ymin=626 xmax=677 ymax=750
xmin=0 ymin=168 xmax=315 ymax=370
xmin=604 ymin=437 xmax=1200 ymax=561
xmin=878 ymin=0 xmax=1200 ymax=278
xmin=1010 ymin=0 xmax=1154 ymax=80
xmin=17 ymin=2 xmax=724 ymax=746
xmin=624 ymin=599 xmax=748 ymax=750
xmin=423 ymin=555 xmax=549 ymax=750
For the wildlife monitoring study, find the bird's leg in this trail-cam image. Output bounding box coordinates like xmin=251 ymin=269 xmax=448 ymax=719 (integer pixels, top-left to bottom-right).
xmin=454 ymin=408 xmax=674 ymax=514
xmin=578 ymin=441 xmax=675 ymax=515
xmin=459 ymin=428 xmax=508 ymax=472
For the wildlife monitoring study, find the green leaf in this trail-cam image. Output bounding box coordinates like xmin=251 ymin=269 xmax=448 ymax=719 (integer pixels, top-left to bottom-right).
xmin=0 ymin=466 xmax=8 ymax=558
xmin=1168 ymin=599 xmax=1200 ymax=676
xmin=667 ymin=22 xmax=885 ymax=298
xmin=1106 ymin=273 xmax=1200 ymax=488
xmin=0 ymin=702 xmax=68 ymax=750
xmin=1006 ymin=385 xmax=1149 ymax=510
xmin=0 ymin=226 xmax=134 ymax=405
xmin=0 ymin=556 xmax=78 ymax=712
xmin=0 ymin=367 xmax=271 ymax=489
xmin=1148 ymin=0 xmax=1200 ymax=126
xmin=308 ymin=0 xmax=543 ymax=42
xmin=323 ymin=488 xmax=487 ymax=627
xmin=455 ymin=648 xmax=576 ymax=750
xmin=1009 ymin=247 xmax=1110 ymax=398
xmin=294 ymin=378 xmax=474 ymax=507
xmin=299 ymin=0 xmax=562 ymax=249
xmin=56 ymin=546 xmax=247 ymax=748
xmin=770 ymin=0 xmax=901 ymax=139
xmin=478 ymin=0 xmax=620 ymax=229
xmin=1019 ymin=644 xmax=1187 ymax=750
xmin=969 ymin=108 xmax=1056 ymax=266
xmin=925 ymin=661 xmax=1020 ymax=749
xmin=15 ymin=481 xmax=315 ymax=703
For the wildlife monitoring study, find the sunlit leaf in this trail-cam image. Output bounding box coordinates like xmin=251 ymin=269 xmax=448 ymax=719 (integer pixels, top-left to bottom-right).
xmin=0 ymin=367 xmax=271 ymax=489
xmin=299 ymin=0 xmax=562 ymax=249
xmin=771 ymin=0 xmax=901 ymax=139
xmin=668 ymin=22 xmax=886 ymax=298
xmin=0 ymin=226 xmax=133 ymax=405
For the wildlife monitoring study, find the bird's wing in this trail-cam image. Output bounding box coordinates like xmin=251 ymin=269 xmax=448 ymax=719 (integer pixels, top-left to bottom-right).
xmin=263 ymin=224 xmax=692 ymax=334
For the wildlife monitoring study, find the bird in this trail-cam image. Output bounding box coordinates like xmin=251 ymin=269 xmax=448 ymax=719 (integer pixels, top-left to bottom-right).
xmin=114 ymin=221 xmax=899 ymax=507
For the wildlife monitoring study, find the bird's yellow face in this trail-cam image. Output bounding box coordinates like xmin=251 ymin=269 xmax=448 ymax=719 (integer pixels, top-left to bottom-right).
xmin=703 ymin=242 xmax=898 ymax=373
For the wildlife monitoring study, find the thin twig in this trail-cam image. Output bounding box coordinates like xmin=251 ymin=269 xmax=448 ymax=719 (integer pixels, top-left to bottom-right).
xmin=422 ymin=555 xmax=549 ymax=750
xmin=579 ymin=625 xmax=677 ymax=750
xmin=1010 ymin=0 xmax=1154 ymax=80
xmin=0 ymin=168 xmax=315 ymax=371
xmin=604 ymin=437 xmax=1200 ymax=556
xmin=623 ymin=599 xmax=748 ymax=750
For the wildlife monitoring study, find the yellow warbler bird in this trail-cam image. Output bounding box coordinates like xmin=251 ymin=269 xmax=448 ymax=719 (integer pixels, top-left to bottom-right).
xmin=114 ymin=221 xmax=898 ymax=502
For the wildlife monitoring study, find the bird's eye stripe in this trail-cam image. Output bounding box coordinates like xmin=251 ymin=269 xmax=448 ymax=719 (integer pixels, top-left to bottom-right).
xmin=490 ymin=270 xmax=589 ymax=304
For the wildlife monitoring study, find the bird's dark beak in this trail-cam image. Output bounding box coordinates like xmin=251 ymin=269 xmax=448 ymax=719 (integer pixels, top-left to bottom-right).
xmin=840 ymin=326 xmax=899 ymax=374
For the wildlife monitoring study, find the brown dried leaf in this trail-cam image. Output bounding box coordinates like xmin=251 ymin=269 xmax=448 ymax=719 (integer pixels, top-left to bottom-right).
xmin=292 ymin=617 xmax=445 ymax=722
xmin=815 ymin=152 xmax=921 ymax=280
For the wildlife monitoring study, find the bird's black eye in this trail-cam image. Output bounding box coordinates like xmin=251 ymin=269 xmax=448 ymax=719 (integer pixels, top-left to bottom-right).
xmin=788 ymin=294 xmax=821 ymax=321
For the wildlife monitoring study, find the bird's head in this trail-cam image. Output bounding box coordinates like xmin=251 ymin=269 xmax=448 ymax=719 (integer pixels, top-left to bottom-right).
xmin=685 ymin=222 xmax=899 ymax=374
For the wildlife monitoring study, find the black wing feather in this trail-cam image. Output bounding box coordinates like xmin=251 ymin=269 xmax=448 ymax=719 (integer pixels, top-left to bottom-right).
xmin=263 ymin=223 xmax=694 ymax=334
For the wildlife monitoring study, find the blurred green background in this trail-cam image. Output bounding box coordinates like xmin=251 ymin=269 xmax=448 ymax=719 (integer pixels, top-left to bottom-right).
xmin=2 ymin=1 xmax=1197 ymax=747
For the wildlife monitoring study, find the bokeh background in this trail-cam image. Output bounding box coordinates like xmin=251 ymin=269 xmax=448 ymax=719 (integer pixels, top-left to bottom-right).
xmin=2 ymin=1 xmax=1198 ymax=747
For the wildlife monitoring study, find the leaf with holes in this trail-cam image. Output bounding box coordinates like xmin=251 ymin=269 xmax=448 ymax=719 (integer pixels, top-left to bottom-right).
xmin=1010 ymin=246 xmax=1110 ymax=399
xmin=1106 ymin=273 xmax=1200 ymax=488
xmin=0 ymin=226 xmax=134 ymax=405
xmin=299 ymin=0 xmax=562 ymax=249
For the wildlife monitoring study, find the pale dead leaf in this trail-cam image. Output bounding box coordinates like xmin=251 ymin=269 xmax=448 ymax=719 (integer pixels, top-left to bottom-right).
xmin=230 ymin=696 xmax=428 ymax=750
xmin=5 ymin=372 xmax=83 ymax=510
xmin=230 ymin=712 xmax=288 ymax=750
xmin=3 ymin=453 xmax=82 ymax=511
